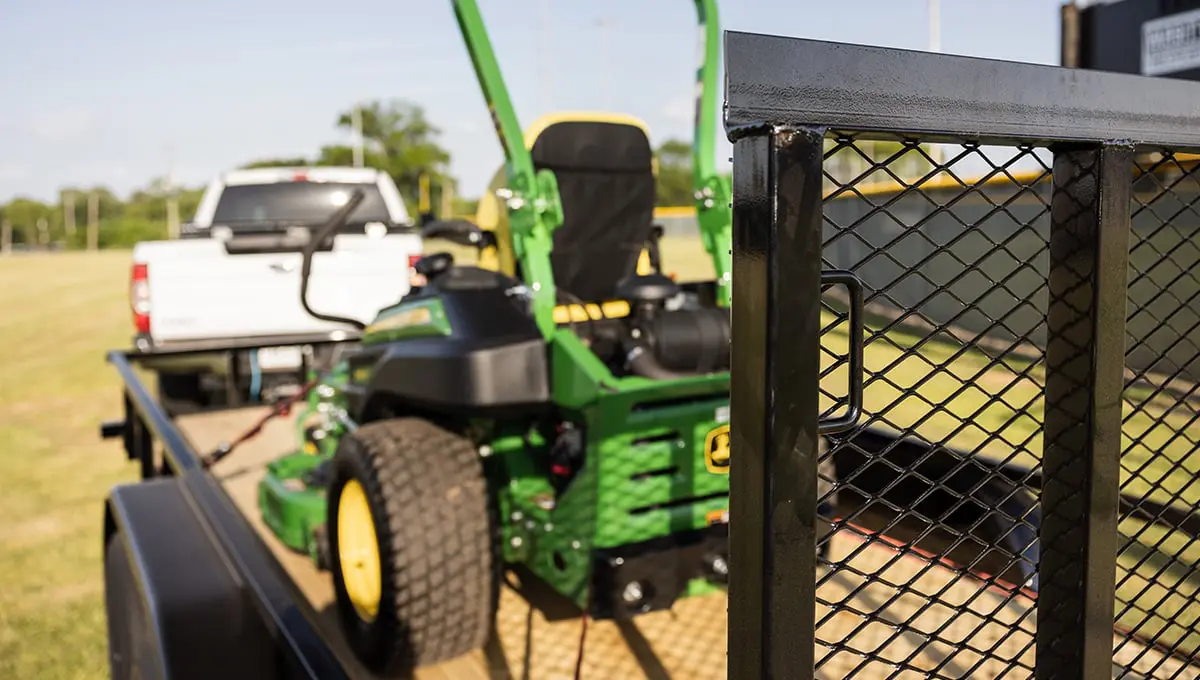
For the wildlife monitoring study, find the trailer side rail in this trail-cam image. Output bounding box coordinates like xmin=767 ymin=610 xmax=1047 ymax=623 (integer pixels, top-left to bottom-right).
xmin=103 ymin=343 xmax=354 ymax=679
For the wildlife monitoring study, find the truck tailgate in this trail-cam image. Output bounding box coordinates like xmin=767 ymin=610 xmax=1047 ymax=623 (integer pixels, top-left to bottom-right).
xmin=137 ymin=235 xmax=418 ymax=344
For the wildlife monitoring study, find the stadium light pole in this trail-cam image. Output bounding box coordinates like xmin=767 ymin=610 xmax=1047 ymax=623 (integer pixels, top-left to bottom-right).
xmin=928 ymin=0 xmax=941 ymax=53
xmin=927 ymin=0 xmax=944 ymax=168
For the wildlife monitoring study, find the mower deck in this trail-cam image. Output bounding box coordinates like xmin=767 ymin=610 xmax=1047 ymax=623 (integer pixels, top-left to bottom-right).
xmin=176 ymin=407 xmax=1192 ymax=679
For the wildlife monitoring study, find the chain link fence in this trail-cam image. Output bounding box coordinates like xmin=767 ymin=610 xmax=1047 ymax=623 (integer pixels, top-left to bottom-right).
xmin=724 ymin=32 xmax=1200 ymax=679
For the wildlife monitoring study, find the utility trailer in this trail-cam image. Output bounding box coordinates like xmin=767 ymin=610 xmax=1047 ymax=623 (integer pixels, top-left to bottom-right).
xmin=101 ymin=339 xmax=1181 ymax=679
xmin=96 ymin=8 xmax=1200 ymax=680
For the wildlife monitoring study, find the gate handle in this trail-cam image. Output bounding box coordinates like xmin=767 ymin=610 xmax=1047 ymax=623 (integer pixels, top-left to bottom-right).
xmin=818 ymin=270 xmax=864 ymax=435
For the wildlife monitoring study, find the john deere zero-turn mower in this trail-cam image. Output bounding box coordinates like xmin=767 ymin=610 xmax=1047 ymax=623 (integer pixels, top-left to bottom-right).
xmin=256 ymin=0 xmax=738 ymax=674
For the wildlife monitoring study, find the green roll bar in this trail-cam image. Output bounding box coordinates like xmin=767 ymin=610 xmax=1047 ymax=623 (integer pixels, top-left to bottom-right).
xmin=451 ymin=0 xmax=732 ymax=338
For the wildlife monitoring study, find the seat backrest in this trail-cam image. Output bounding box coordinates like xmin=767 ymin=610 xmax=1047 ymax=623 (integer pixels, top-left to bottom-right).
xmin=529 ymin=118 xmax=657 ymax=303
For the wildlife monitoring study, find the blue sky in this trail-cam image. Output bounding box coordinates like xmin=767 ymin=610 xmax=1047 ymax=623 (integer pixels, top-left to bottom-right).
xmin=0 ymin=0 xmax=1066 ymax=204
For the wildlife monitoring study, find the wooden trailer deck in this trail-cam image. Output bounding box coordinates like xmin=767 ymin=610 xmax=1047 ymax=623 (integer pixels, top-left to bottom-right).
xmin=176 ymin=408 xmax=1197 ymax=679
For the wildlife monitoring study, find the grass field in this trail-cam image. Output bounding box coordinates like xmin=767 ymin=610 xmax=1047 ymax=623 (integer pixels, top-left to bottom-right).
xmin=1 ymin=242 xmax=1198 ymax=675
xmin=0 ymin=251 xmax=139 ymax=679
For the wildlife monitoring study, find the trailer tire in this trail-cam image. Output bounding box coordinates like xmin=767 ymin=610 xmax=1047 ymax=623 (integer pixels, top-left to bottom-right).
xmin=328 ymin=417 xmax=497 ymax=676
xmin=104 ymin=533 xmax=164 ymax=679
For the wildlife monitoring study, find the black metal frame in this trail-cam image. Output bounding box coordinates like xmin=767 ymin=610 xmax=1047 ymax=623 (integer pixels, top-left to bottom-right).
xmin=102 ymin=340 xmax=356 ymax=679
xmin=724 ymin=30 xmax=1200 ymax=680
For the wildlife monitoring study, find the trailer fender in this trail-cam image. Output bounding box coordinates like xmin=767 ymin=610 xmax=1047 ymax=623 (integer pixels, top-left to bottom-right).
xmin=103 ymin=478 xmax=277 ymax=680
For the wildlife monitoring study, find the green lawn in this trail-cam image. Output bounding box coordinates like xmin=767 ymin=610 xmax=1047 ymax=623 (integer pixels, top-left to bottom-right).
xmin=0 ymin=251 xmax=139 ymax=679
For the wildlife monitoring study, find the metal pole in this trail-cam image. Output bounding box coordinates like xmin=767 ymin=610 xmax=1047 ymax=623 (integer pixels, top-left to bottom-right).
xmin=36 ymin=217 xmax=48 ymax=246
xmin=87 ymin=191 xmax=99 ymax=251
xmin=64 ymin=192 xmax=76 ymax=237
xmin=928 ymin=0 xmax=941 ymax=53
xmin=352 ymin=104 xmax=364 ymax=168
xmin=0 ymin=218 xmax=9 ymax=255
xmin=1061 ymin=1 xmax=1081 ymax=68
xmin=441 ymin=178 xmax=454 ymax=218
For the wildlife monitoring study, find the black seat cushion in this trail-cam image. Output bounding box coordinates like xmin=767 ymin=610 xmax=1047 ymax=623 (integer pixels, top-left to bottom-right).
xmin=530 ymin=121 xmax=656 ymax=304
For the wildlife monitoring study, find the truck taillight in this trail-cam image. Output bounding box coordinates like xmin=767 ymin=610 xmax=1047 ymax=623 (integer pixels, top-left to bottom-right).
xmin=408 ymin=254 xmax=425 ymax=288
xmin=131 ymin=263 xmax=151 ymax=334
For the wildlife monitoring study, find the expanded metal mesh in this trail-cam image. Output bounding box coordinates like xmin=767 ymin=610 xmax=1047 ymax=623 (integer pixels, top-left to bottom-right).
xmin=1114 ymin=151 xmax=1200 ymax=678
xmin=813 ymin=138 xmax=1200 ymax=678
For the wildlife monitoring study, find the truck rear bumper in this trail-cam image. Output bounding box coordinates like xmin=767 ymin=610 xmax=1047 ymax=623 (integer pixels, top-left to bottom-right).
xmin=131 ymin=330 xmax=361 ymax=373
xmin=132 ymin=329 xmax=360 ymax=357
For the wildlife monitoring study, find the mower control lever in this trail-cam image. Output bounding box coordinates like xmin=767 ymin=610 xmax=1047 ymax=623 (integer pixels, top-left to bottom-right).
xmin=615 ymin=273 xmax=679 ymax=304
xmin=421 ymin=218 xmax=489 ymax=248
xmin=414 ymin=252 xmax=454 ymax=279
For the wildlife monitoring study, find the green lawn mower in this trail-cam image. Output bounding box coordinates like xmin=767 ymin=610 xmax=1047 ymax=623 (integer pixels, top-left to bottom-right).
xmin=256 ymin=0 xmax=734 ymax=674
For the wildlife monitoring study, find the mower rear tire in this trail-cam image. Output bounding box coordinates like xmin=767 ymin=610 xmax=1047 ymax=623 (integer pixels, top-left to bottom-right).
xmin=327 ymin=417 xmax=496 ymax=676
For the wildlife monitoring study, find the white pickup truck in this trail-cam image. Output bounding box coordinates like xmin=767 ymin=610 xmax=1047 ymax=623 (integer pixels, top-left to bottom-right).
xmin=130 ymin=166 xmax=423 ymax=413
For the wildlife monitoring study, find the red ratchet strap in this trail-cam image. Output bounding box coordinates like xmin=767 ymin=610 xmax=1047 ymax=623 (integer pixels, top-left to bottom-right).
xmin=200 ymin=378 xmax=320 ymax=470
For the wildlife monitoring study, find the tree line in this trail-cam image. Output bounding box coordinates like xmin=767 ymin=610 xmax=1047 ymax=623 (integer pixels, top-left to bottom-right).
xmin=0 ymin=99 xmax=700 ymax=251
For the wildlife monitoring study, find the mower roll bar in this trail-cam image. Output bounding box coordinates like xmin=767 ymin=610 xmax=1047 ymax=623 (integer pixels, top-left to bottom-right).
xmin=450 ymin=0 xmax=733 ymax=336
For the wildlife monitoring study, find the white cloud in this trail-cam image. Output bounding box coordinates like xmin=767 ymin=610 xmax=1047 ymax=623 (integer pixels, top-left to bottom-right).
xmin=27 ymin=110 xmax=96 ymax=143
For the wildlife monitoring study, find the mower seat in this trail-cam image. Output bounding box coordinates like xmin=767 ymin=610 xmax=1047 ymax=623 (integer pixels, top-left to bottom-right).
xmin=530 ymin=119 xmax=657 ymax=304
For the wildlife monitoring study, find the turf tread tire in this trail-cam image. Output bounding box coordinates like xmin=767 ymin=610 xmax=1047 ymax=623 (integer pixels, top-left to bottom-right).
xmin=328 ymin=417 xmax=496 ymax=677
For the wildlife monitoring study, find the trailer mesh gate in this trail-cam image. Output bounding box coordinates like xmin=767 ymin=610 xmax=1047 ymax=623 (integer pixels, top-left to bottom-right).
xmin=724 ymin=32 xmax=1200 ymax=679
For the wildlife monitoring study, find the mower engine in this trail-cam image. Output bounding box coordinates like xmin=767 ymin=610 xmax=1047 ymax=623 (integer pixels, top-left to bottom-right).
xmin=617 ymin=274 xmax=731 ymax=379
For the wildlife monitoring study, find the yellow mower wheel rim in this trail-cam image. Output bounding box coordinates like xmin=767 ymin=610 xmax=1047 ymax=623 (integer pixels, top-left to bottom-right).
xmin=337 ymin=479 xmax=382 ymax=623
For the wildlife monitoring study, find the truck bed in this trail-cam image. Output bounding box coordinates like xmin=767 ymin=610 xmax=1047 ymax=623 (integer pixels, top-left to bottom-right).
xmin=177 ymin=408 xmax=1195 ymax=679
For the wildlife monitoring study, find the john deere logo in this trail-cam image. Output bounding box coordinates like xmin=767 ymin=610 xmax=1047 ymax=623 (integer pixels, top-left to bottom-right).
xmin=705 ymin=424 xmax=730 ymax=475
xmin=365 ymin=305 xmax=433 ymax=335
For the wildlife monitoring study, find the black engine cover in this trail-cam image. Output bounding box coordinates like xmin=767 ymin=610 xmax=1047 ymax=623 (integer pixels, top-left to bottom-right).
xmin=345 ymin=267 xmax=550 ymax=417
